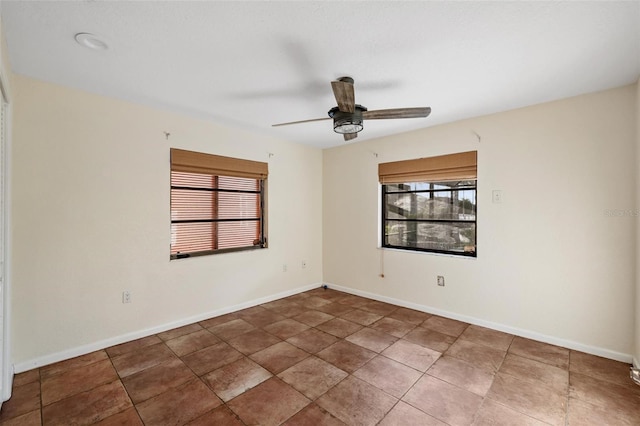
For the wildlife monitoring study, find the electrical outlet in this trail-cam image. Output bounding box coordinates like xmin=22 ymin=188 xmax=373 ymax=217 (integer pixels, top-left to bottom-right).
xmin=437 ymin=276 xmax=445 ymax=286
xmin=282 ymin=264 xmax=287 ymax=272
xmin=122 ymin=291 xmax=131 ymax=304
xmin=492 ymin=190 xmax=503 ymax=203
xmin=302 ymin=260 xmax=307 ymax=269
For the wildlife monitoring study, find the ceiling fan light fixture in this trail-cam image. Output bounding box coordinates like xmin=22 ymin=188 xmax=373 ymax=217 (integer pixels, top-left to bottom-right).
xmin=329 ymin=105 xmax=367 ymax=134
xmin=334 ymin=119 xmax=363 ymax=134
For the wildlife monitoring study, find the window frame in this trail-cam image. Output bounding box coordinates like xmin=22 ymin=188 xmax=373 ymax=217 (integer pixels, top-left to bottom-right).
xmin=169 ymin=149 xmax=268 ymax=260
xmin=378 ymin=151 xmax=478 ymax=258
xmin=381 ymin=180 xmax=477 ymax=257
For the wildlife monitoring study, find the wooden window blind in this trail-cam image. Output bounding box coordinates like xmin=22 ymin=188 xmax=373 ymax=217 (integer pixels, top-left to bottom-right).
xmin=171 ymin=148 xmax=268 ymax=179
xmin=378 ymin=151 xmax=477 ymax=183
xmin=170 ymin=149 xmax=268 ymax=259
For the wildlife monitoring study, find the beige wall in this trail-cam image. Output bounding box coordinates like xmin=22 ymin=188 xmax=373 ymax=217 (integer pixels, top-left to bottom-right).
xmin=11 ymin=75 xmax=323 ymax=369
xmin=4 ymin=25 xmax=639 ymax=369
xmin=324 ymin=85 xmax=637 ymax=360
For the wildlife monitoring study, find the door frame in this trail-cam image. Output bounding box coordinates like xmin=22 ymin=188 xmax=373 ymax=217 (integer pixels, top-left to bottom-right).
xmin=0 ymin=62 xmax=13 ymax=404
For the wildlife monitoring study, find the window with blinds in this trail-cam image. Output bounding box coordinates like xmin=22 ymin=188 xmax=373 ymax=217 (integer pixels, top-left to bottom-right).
xmin=379 ymin=151 xmax=477 ymax=257
xmin=170 ymin=149 xmax=267 ymax=259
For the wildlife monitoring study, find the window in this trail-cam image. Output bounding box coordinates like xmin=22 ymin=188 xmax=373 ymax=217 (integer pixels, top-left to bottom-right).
xmin=379 ymin=151 xmax=477 ymax=257
xmin=170 ymin=149 xmax=267 ymax=259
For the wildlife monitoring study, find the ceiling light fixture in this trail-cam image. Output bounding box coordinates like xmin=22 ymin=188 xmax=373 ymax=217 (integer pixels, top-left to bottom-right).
xmin=74 ymin=33 xmax=108 ymax=50
xmin=329 ymin=105 xmax=367 ymax=134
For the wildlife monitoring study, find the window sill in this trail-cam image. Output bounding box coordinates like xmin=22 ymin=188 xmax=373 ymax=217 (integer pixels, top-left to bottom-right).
xmin=170 ymin=245 xmax=266 ymax=260
xmin=379 ymin=246 xmax=477 ymax=260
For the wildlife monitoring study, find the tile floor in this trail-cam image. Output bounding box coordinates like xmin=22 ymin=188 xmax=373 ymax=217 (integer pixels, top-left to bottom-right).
xmin=1 ymin=288 xmax=639 ymax=425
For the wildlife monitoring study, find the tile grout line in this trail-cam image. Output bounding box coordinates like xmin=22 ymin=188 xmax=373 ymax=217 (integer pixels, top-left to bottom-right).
xmin=104 ymin=344 xmax=144 ymax=424
xmin=39 ymin=368 xmax=43 ymax=426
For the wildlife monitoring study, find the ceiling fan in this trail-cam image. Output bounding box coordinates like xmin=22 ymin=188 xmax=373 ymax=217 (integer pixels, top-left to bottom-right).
xmin=272 ymin=77 xmax=431 ymax=141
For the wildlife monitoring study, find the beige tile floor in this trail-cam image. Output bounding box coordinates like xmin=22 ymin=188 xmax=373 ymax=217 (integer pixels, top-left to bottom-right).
xmin=1 ymin=288 xmax=639 ymax=425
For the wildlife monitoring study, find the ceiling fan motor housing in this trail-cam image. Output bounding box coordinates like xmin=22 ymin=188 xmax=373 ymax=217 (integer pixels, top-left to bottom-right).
xmin=329 ymin=104 xmax=367 ymax=134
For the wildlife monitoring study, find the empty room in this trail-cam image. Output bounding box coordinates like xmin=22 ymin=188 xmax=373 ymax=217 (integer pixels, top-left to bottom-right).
xmin=0 ymin=1 xmax=639 ymax=425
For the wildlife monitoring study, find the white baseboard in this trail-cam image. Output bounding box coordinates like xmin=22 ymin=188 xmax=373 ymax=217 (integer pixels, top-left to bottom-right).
xmin=14 ymin=282 xmax=322 ymax=374
xmin=15 ymin=281 xmax=634 ymax=373
xmin=324 ymin=282 xmax=633 ymax=364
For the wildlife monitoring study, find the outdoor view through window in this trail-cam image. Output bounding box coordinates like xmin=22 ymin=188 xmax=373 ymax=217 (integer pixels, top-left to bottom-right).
xmin=382 ymin=180 xmax=477 ymax=256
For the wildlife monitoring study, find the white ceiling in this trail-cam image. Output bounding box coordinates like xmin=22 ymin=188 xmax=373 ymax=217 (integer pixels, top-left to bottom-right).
xmin=1 ymin=1 xmax=639 ymax=149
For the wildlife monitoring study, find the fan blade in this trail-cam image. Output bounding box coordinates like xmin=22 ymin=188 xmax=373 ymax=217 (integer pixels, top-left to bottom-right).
xmin=331 ymin=77 xmax=355 ymax=113
xmin=343 ymin=133 xmax=358 ymax=141
xmin=272 ymin=117 xmax=331 ymax=127
xmin=362 ymin=107 xmax=431 ymax=120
